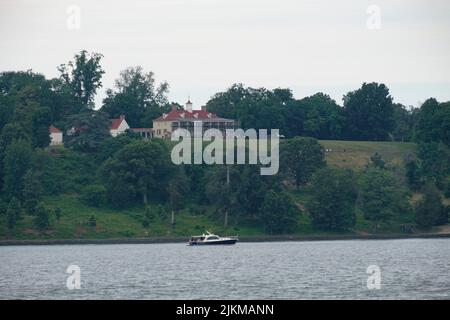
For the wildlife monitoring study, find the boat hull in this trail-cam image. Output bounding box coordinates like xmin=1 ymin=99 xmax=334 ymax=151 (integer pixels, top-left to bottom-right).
xmin=189 ymin=239 xmax=238 ymax=246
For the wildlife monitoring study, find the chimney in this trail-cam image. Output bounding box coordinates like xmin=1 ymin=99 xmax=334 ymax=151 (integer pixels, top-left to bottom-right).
xmin=186 ymin=99 xmax=193 ymax=112
xmin=119 ymin=114 xmax=125 ymax=120
xmin=171 ymin=104 xmax=177 ymax=111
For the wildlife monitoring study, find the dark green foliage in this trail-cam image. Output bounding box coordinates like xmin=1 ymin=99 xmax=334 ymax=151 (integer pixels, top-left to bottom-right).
xmin=368 ymin=153 xmax=386 ymax=169
xmin=343 ymin=82 xmax=394 ymax=141
xmin=22 ymin=169 xmax=43 ymax=215
xmin=55 ymin=207 xmax=62 ymax=221
xmin=64 ymin=111 xmax=111 ymax=153
xmin=58 ymin=50 xmax=105 ymax=108
xmin=415 ymin=182 xmax=445 ymax=228
xmin=80 ymin=184 xmax=106 ymax=207
xmin=308 ymin=168 xmax=358 ymax=231
xmin=260 ymin=190 xmax=299 ymax=234
xmin=358 ymin=168 xmax=411 ymax=228
xmin=2 ymin=139 xmax=32 ymax=199
xmin=100 ymin=140 xmax=173 ymax=207
xmin=31 ymin=107 xmax=51 ymax=148
xmin=34 ymin=202 xmax=50 ymax=231
xmin=280 ymin=137 xmax=325 ymax=188
xmin=6 ymin=197 xmax=21 ymax=230
xmin=88 ymin=215 xmax=97 ymax=227
xmin=405 ymin=157 xmax=421 ymax=190
xmin=417 ymin=142 xmax=450 ymax=188
xmin=142 ymin=206 xmax=154 ymax=228
xmin=100 ymin=66 xmax=169 ymax=127
xmin=415 ymin=98 xmax=450 ymax=147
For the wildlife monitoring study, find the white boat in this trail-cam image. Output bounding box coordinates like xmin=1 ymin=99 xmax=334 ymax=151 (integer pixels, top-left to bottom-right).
xmin=188 ymin=231 xmax=238 ymax=246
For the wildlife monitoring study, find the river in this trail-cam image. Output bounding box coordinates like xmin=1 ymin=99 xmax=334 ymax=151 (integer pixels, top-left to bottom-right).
xmin=0 ymin=239 xmax=449 ymax=299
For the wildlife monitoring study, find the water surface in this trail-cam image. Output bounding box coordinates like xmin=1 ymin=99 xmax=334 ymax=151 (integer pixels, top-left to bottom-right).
xmin=0 ymin=239 xmax=449 ymax=299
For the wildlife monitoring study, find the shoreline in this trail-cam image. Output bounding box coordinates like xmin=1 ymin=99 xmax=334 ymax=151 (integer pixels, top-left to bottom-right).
xmin=1 ymin=233 xmax=450 ymax=246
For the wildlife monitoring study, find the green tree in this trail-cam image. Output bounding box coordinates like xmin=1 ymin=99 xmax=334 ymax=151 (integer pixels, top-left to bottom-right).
xmin=100 ymin=140 xmax=172 ymax=206
xmin=80 ymin=184 xmax=106 ymax=207
xmin=301 ymin=93 xmax=344 ymax=139
xmin=280 ymin=137 xmax=325 ymax=188
xmin=55 ymin=207 xmax=62 ymax=221
xmin=260 ymin=190 xmax=299 ymax=234
xmin=6 ymin=197 xmax=21 ymax=230
xmin=417 ymin=142 xmax=450 ymax=188
xmin=65 ymin=111 xmax=111 ymax=153
xmin=308 ymin=168 xmax=358 ymax=231
xmin=22 ymin=169 xmax=43 ymax=215
xmin=2 ymin=139 xmax=32 ymax=198
xmin=34 ymin=202 xmax=50 ymax=231
xmin=88 ymin=215 xmax=97 ymax=227
xmin=359 ymin=168 xmax=410 ymax=230
xmin=415 ymin=182 xmax=445 ymax=228
xmin=414 ymin=98 xmax=450 ymax=146
xmin=368 ymin=152 xmax=386 ymax=169
xmin=31 ymin=107 xmax=51 ymax=148
xmin=58 ymin=50 xmax=105 ymax=108
xmin=343 ymin=82 xmax=394 ymax=141
xmin=101 ymin=66 xmax=169 ymax=127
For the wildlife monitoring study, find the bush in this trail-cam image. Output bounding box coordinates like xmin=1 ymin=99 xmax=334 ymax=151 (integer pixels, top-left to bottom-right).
xmin=80 ymin=184 xmax=106 ymax=207
xmin=88 ymin=215 xmax=97 ymax=227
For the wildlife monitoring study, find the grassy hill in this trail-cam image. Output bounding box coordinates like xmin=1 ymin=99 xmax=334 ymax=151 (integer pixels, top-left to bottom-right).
xmin=2 ymin=139 xmax=444 ymax=241
xmin=320 ymin=140 xmax=417 ymax=170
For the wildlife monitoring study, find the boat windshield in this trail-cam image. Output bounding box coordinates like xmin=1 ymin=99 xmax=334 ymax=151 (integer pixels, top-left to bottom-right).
xmin=207 ymin=236 xmax=219 ymax=240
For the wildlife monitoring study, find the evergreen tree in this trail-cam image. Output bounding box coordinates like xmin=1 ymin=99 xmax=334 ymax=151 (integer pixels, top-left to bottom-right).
xmin=415 ymin=182 xmax=445 ymax=228
xmin=34 ymin=202 xmax=50 ymax=231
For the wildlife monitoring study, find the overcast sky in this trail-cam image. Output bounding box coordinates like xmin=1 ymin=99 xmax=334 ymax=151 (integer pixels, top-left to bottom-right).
xmin=1 ymin=0 xmax=449 ymax=109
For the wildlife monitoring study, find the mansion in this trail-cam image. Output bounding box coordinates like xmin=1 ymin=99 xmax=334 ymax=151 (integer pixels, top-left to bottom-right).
xmin=48 ymin=100 xmax=235 ymax=145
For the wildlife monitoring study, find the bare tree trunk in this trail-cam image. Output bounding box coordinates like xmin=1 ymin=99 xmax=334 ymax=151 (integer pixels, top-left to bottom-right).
xmin=171 ymin=210 xmax=175 ymax=225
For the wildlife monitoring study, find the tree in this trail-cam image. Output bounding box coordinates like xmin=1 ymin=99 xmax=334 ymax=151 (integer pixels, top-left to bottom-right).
xmin=301 ymin=93 xmax=344 ymax=139
xmin=80 ymin=184 xmax=106 ymax=207
xmin=368 ymin=152 xmax=386 ymax=169
xmin=2 ymin=139 xmax=32 ymax=199
xmin=34 ymin=202 xmax=50 ymax=231
xmin=100 ymin=140 xmax=172 ymax=206
xmin=101 ymin=66 xmax=169 ymax=127
xmin=31 ymin=106 xmax=51 ymax=148
xmin=359 ymin=168 xmax=410 ymax=230
xmin=55 ymin=207 xmax=62 ymax=221
xmin=414 ymin=98 xmax=450 ymax=146
xmin=404 ymin=157 xmax=421 ymax=190
xmin=65 ymin=111 xmax=111 ymax=153
xmin=308 ymin=168 xmax=357 ymax=231
xmin=415 ymin=182 xmax=445 ymax=228
xmin=58 ymin=50 xmax=105 ymax=108
xmin=22 ymin=169 xmax=43 ymax=215
xmin=280 ymin=137 xmax=325 ymax=188
xmin=167 ymin=167 xmax=190 ymax=225
xmin=88 ymin=215 xmax=97 ymax=227
xmin=391 ymin=103 xmax=417 ymax=142
xmin=6 ymin=197 xmax=21 ymax=230
xmin=417 ymin=142 xmax=450 ymax=188
xmin=260 ymin=190 xmax=299 ymax=234
xmin=343 ymin=82 xmax=394 ymax=141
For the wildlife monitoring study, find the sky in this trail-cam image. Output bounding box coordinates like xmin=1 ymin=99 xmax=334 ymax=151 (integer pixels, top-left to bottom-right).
xmin=1 ymin=0 xmax=449 ymax=110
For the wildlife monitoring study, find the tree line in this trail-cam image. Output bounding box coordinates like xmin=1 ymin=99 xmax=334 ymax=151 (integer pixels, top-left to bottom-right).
xmin=0 ymin=50 xmax=449 ymax=235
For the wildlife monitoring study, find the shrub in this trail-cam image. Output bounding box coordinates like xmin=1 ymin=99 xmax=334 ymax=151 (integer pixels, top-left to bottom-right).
xmin=80 ymin=184 xmax=106 ymax=207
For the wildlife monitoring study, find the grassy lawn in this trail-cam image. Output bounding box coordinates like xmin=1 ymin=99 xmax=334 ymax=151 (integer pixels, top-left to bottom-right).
xmin=320 ymin=140 xmax=417 ymax=170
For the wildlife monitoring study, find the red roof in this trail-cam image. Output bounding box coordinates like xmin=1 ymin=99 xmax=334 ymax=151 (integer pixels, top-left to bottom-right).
xmin=49 ymin=125 xmax=61 ymax=133
xmin=154 ymin=106 xmax=227 ymax=121
xmin=110 ymin=115 xmax=126 ymax=129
